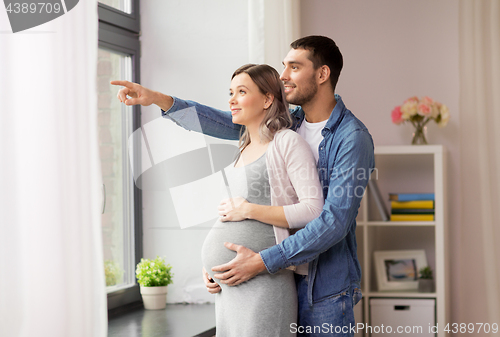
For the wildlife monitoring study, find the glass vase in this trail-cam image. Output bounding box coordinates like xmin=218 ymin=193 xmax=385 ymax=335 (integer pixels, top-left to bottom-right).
xmin=411 ymin=121 xmax=428 ymax=145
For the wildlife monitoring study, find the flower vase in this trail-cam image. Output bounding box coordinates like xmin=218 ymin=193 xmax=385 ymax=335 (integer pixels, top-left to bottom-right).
xmin=411 ymin=121 xmax=428 ymax=145
xmin=140 ymin=285 xmax=168 ymax=310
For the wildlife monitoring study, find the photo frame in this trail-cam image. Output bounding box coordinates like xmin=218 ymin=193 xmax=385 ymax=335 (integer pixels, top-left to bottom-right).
xmin=374 ymin=250 xmax=428 ymax=291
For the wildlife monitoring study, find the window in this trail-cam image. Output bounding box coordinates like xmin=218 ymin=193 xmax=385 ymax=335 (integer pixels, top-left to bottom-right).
xmin=98 ymin=0 xmax=142 ymax=311
xmin=98 ymin=50 xmax=135 ymax=292
xmin=98 ymin=0 xmax=139 ymax=33
xmin=99 ymin=0 xmax=132 ymax=14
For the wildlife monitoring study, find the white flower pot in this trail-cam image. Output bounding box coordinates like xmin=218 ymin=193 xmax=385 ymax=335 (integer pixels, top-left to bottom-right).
xmin=140 ymin=285 xmax=168 ymax=310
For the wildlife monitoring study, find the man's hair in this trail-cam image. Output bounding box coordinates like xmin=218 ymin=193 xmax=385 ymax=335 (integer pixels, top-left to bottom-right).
xmin=290 ymin=35 xmax=343 ymax=93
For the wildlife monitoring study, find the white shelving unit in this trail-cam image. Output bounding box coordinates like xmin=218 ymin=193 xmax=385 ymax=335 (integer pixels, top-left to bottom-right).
xmin=356 ymin=145 xmax=449 ymax=336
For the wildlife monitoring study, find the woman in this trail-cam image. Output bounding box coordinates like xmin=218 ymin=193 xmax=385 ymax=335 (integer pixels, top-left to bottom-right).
xmin=200 ymin=64 xmax=324 ymax=336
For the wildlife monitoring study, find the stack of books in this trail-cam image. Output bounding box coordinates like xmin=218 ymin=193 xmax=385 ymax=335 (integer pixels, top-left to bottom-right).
xmin=389 ymin=193 xmax=435 ymax=221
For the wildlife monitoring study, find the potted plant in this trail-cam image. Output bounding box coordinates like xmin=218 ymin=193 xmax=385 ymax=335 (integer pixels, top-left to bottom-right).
xmin=136 ymin=256 xmax=173 ymax=310
xmin=418 ymin=266 xmax=435 ymax=293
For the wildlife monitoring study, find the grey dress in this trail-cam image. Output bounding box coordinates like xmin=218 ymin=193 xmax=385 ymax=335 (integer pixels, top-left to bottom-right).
xmin=201 ymin=151 xmax=297 ymax=337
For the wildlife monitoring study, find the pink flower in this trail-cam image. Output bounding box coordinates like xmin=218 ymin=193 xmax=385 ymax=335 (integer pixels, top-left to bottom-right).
xmin=417 ymin=102 xmax=432 ymax=116
xmin=404 ymin=96 xmax=419 ymax=105
xmin=421 ymin=96 xmax=434 ymax=105
xmin=392 ymin=96 xmax=449 ymax=128
xmin=391 ymin=106 xmax=404 ymax=125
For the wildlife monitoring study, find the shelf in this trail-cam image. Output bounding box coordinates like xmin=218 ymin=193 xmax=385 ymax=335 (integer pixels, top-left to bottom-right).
xmin=357 ymin=145 xmax=448 ymax=337
xmin=375 ymin=145 xmax=443 ymax=155
xmin=365 ymin=291 xmax=437 ymax=299
xmin=358 ymin=221 xmax=436 ymax=227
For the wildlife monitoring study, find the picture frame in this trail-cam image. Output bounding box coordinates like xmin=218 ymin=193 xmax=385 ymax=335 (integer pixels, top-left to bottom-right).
xmin=374 ymin=250 xmax=428 ymax=291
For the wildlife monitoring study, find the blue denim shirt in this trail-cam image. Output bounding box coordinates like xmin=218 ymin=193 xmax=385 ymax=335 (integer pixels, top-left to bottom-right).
xmin=162 ymin=94 xmax=374 ymax=306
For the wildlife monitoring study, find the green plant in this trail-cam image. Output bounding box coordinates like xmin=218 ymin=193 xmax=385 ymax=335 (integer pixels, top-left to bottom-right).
xmin=136 ymin=256 xmax=173 ymax=287
xmin=104 ymin=260 xmax=124 ymax=286
xmin=419 ymin=266 xmax=433 ymax=280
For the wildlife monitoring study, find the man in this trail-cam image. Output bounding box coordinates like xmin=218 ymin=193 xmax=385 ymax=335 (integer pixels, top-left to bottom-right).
xmin=112 ymin=35 xmax=374 ymax=336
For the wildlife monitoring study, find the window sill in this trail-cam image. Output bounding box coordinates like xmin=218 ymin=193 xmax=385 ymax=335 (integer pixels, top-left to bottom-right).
xmin=108 ymin=302 xmax=216 ymax=337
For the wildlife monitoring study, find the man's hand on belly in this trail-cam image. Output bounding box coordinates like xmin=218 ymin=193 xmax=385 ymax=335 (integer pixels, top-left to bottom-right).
xmin=212 ymin=242 xmax=267 ymax=286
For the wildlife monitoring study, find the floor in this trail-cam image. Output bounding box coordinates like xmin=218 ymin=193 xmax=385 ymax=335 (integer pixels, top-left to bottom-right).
xmin=108 ymin=303 xmax=216 ymax=337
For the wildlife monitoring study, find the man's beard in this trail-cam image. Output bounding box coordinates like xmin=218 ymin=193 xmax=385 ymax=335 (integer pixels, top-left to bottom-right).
xmin=285 ymin=75 xmax=318 ymax=106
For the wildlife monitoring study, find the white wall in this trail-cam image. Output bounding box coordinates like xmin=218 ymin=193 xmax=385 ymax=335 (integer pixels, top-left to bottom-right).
xmin=300 ymin=0 xmax=462 ymax=323
xmin=140 ymin=0 xmax=249 ymax=303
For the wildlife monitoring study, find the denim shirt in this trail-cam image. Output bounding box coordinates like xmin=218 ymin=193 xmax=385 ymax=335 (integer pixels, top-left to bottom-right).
xmin=162 ymin=94 xmax=374 ymax=306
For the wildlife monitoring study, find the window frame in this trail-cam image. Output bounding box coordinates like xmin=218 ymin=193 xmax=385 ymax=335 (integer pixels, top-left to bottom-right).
xmin=98 ymin=1 xmax=140 ymax=34
xmin=98 ymin=1 xmax=143 ymax=311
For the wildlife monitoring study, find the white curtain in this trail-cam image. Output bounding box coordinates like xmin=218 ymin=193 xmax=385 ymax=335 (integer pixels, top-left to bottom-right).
xmin=0 ymin=1 xmax=107 ymax=337
xmin=459 ymin=0 xmax=500 ymax=328
xmin=248 ymin=0 xmax=301 ymax=71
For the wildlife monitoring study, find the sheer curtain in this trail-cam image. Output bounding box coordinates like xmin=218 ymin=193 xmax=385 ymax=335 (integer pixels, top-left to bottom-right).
xmin=0 ymin=1 xmax=107 ymax=337
xmin=459 ymin=0 xmax=500 ymax=328
xmin=248 ymin=0 xmax=301 ymax=71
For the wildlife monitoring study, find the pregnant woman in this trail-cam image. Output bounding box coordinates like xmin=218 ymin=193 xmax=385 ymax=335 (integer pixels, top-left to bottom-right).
xmin=200 ymin=64 xmax=324 ymax=336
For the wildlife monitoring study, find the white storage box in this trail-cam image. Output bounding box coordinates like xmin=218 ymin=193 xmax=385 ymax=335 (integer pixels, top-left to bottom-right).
xmin=370 ymin=298 xmax=435 ymax=336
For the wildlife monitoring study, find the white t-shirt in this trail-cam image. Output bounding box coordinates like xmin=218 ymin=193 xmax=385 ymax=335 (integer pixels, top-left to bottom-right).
xmin=293 ymin=117 xmax=327 ymax=275
xmin=297 ymin=118 xmax=328 ymax=163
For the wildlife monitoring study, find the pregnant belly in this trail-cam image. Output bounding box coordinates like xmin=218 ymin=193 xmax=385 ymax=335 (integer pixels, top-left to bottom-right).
xmin=201 ymin=219 xmax=276 ymax=280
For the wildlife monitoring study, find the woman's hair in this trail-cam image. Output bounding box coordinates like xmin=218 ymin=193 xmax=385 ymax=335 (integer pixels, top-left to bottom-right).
xmin=231 ymin=64 xmax=293 ymax=152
